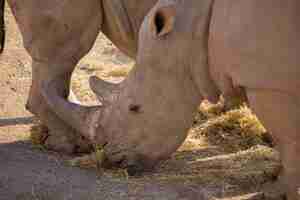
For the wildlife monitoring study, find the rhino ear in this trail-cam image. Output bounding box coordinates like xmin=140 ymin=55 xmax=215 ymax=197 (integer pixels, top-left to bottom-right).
xmin=89 ymin=76 xmax=120 ymax=105
xmin=150 ymin=4 xmax=176 ymax=38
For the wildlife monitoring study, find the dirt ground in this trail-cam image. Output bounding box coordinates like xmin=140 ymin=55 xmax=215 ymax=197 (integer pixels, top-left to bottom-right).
xmin=0 ymin=5 xmax=285 ymax=200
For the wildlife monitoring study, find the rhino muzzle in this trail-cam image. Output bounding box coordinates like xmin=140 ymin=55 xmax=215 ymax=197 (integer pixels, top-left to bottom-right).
xmin=104 ymin=147 xmax=157 ymax=176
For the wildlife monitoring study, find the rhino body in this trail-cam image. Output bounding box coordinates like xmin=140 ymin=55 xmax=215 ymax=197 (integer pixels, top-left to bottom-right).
xmin=211 ymin=2 xmax=300 ymax=199
xmin=3 ymin=0 xmax=300 ymax=199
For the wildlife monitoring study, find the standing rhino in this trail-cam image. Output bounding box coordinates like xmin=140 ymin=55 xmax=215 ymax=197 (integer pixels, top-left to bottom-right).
xmin=39 ymin=0 xmax=300 ymax=198
xmin=86 ymin=0 xmax=299 ymax=199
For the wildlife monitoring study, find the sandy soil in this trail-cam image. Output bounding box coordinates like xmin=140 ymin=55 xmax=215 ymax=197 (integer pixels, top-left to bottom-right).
xmin=0 ymin=5 xmax=285 ymax=200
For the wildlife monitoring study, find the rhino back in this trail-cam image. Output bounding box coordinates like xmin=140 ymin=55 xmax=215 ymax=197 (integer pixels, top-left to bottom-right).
xmin=209 ymin=0 xmax=300 ymax=94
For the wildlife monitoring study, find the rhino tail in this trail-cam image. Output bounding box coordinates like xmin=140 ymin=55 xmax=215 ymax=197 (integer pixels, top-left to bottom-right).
xmin=0 ymin=0 xmax=5 ymax=53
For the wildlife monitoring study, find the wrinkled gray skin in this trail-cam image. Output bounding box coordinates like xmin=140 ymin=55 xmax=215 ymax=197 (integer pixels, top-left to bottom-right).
xmin=130 ymin=0 xmax=300 ymax=199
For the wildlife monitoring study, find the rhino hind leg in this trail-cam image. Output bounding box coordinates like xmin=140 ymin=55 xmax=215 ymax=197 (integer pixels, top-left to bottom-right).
xmin=246 ymin=88 xmax=300 ymax=200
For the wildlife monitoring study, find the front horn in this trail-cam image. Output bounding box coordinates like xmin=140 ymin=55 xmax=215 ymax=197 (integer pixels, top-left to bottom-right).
xmin=41 ymin=78 xmax=103 ymax=141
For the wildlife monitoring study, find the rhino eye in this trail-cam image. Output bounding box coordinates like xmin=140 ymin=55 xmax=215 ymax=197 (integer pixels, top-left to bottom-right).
xmin=129 ymin=104 xmax=142 ymax=113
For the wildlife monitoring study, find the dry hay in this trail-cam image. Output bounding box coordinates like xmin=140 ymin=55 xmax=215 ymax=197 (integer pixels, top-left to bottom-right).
xmin=151 ymin=145 xmax=280 ymax=195
xmin=29 ymin=120 xmax=49 ymax=147
xmin=66 ymin=145 xmax=280 ymax=198
xmin=193 ymin=101 xmax=273 ymax=153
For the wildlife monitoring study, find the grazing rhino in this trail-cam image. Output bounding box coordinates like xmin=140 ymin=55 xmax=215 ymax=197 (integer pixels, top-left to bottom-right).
xmin=41 ymin=0 xmax=300 ymax=198
xmin=89 ymin=0 xmax=299 ymax=199
xmin=1 ymin=0 xmax=158 ymax=152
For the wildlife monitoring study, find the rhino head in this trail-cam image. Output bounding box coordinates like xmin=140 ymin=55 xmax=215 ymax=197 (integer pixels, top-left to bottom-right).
xmin=43 ymin=0 xmax=220 ymax=174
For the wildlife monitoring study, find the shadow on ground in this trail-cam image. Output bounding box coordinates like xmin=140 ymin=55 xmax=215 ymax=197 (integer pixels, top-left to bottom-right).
xmin=0 ymin=117 xmax=35 ymax=127
xmin=0 ymin=141 xmax=219 ymax=200
xmin=0 ymin=140 xmax=285 ymax=200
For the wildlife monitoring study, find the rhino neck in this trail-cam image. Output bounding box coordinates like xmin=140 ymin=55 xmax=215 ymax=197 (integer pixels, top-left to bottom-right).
xmin=101 ymin=0 xmax=158 ymax=58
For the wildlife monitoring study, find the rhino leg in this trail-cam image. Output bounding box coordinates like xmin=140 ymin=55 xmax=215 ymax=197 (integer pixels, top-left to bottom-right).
xmin=246 ymin=88 xmax=300 ymax=200
xmin=8 ymin=0 xmax=103 ymax=153
xmin=26 ymin=61 xmax=92 ymax=153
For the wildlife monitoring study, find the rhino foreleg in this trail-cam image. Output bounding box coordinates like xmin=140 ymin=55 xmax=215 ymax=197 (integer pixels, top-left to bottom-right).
xmin=246 ymin=88 xmax=300 ymax=200
xmin=8 ymin=0 xmax=103 ymax=153
xmin=26 ymin=60 xmax=92 ymax=153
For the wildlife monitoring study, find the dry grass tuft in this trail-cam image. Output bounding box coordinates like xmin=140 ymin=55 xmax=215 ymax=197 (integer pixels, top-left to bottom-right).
xmin=66 ymin=145 xmax=131 ymax=178
xmin=193 ymin=103 xmax=272 ymax=153
xmin=146 ymin=145 xmax=281 ymax=197
xmin=29 ymin=123 xmax=49 ymax=146
xmin=67 ymin=145 xmax=106 ymax=170
xmin=104 ymin=67 xmax=131 ymax=77
xmin=198 ymin=100 xmax=225 ymax=119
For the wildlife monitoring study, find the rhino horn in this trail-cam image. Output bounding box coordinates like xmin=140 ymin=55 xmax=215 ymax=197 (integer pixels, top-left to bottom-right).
xmin=89 ymin=76 xmax=120 ymax=105
xmin=41 ymin=80 xmax=104 ymax=142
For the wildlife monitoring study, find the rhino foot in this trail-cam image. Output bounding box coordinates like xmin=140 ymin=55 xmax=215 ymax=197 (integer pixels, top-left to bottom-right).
xmin=27 ymin=98 xmax=93 ymax=154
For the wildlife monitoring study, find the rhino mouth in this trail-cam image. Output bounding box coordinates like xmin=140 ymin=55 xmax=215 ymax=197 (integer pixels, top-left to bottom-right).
xmin=102 ymin=144 xmax=153 ymax=176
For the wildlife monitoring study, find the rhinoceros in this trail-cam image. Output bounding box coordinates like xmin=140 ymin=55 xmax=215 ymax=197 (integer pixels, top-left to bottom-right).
xmin=88 ymin=0 xmax=298 ymax=198
xmin=3 ymin=0 xmax=300 ymax=198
